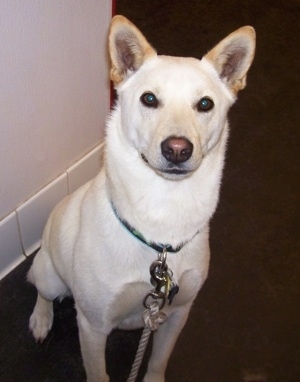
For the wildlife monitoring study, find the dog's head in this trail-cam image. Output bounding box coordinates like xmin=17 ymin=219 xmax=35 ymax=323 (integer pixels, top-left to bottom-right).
xmin=108 ymin=16 xmax=255 ymax=180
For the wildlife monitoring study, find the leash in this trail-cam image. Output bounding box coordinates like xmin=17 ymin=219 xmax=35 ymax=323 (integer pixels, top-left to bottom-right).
xmin=127 ymin=247 xmax=178 ymax=382
xmin=127 ymin=302 xmax=166 ymax=382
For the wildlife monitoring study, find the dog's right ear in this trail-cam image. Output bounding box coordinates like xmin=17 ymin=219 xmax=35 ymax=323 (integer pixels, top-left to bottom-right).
xmin=109 ymin=15 xmax=157 ymax=85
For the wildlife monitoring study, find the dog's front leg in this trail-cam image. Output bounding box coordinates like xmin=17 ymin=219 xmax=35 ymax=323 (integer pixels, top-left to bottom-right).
xmin=143 ymin=305 xmax=191 ymax=382
xmin=76 ymin=307 xmax=109 ymax=382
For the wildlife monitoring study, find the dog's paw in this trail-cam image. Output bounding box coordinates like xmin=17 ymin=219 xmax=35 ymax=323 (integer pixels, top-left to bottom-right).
xmin=29 ymin=306 xmax=53 ymax=343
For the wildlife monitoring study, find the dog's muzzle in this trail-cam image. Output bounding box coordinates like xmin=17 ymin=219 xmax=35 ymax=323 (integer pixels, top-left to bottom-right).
xmin=141 ymin=136 xmax=198 ymax=179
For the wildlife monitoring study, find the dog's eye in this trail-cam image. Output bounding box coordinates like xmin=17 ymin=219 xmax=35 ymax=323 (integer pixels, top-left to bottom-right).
xmin=197 ymin=97 xmax=214 ymax=112
xmin=140 ymin=92 xmax=159 ymax=108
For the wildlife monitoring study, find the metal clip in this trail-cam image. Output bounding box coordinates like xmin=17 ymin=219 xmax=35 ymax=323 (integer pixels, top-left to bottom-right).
xmin=150 ymin=247 xmax=169 ymax=289
xmin=143 ymin=290 xmax=166 ymax=310
xmin=144 ymin=247 xmax=171 ymax=309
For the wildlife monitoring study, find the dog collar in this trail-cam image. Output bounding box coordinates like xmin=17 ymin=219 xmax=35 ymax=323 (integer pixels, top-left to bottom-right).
xmin=111 ymin=203 xmax=198 ymax=253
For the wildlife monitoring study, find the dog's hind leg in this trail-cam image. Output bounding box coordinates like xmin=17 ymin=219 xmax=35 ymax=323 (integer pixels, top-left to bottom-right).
xmin=28 ymin=248 xmax=69 ymax=342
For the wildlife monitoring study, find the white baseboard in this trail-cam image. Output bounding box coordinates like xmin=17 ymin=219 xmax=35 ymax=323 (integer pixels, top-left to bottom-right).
xmin=17 ymin=173 xmax=68 ymax=256
xmin=0 ymin=144 xmax=103 ymax=280
xmin=0 ymin=212 xmax=24 ymax=280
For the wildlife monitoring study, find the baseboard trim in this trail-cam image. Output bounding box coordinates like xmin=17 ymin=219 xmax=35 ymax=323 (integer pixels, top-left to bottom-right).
xmin=0 ymin=143 xmax=103 ymax=280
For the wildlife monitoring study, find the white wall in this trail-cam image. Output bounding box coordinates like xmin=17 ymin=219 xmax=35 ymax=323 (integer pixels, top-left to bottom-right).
xmin=0 ymin=1 xmax=112 ymax=278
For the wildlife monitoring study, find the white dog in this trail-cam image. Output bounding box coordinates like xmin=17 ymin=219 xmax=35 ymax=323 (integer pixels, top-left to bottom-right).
xmin=28 ymin=15 xmax=255 ymax=382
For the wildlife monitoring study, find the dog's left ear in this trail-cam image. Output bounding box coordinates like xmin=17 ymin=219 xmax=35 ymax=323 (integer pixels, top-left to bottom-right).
xmin=204 ymin=26 xmax=256 ymax=94
xmin=109 ymin=15 xmax=157 ymax=85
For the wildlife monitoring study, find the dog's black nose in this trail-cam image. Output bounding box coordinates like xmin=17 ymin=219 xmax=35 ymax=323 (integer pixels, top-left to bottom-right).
xmin=161 ymin=137 xmax=193 ymax=164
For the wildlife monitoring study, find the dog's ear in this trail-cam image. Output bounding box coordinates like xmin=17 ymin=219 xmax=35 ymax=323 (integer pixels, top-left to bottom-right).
xmin=204 ymin=26 xmax=256 ymax=94
xmin=109 ymin=15 xmax=157 ymax=84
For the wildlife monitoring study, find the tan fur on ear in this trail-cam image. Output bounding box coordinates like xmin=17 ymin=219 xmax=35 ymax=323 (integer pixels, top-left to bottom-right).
xmin=205 ymin=26 xmax=256 ymax=94
xmin=109 ymin=15 xmax=157 ymax=84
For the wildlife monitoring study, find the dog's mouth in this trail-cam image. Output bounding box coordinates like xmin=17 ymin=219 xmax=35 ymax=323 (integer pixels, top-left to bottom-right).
xmin=141 ymin=153 xmax=193 ymax=178
xmin=141 ymin=153 xmax=149 ymax=164
xmin=162 ymin=168 xmax=190 ymax=175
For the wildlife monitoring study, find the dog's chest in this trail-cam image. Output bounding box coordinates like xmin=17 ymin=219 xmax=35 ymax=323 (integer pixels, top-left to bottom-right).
xmin=72 ymin=227 xmax=209 ymax=331
xmin=110 ymin=265 xmax=203 ymax=330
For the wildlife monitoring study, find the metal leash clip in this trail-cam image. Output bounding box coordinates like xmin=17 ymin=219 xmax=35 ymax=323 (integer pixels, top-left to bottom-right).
xmin=143 ymin=247 xmax=178 ymax=309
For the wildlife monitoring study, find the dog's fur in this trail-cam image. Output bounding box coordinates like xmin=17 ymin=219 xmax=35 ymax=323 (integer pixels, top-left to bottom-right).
xmin=28 ymin=15 xmax=255 ymax=382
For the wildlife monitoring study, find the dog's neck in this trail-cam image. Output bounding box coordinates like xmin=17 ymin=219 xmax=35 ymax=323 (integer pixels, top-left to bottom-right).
xmin=111 ymin=201 xmax=198 ymax=253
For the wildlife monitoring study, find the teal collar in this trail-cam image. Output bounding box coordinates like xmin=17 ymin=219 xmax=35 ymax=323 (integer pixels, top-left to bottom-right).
xmin=111 ymin=203 xmax=198 ymax=253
